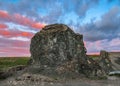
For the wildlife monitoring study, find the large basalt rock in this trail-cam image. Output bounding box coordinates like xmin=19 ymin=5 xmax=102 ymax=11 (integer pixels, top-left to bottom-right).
xmin=30 ymin=24 xmax=104 ymax=78
xmin=30 ymin=24 xmax=87 ymax=65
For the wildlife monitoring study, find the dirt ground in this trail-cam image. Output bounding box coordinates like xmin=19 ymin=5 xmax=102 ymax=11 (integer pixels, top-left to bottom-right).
xmin=0 ymin=76 xmax=120 ymax=86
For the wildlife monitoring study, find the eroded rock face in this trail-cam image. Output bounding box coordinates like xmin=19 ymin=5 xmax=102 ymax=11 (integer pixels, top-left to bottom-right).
xmin=109 ymin=52 xmax=120 ymax=71
xmin=98 ymin=51 xmax=120 ymax=76
xmin=30 ymin=24 xmax=104 ymax=78
xmin=99 ymin=50 xmax=113 ymax=74
xmin=30 ymin=24 xmax=86 ymax=65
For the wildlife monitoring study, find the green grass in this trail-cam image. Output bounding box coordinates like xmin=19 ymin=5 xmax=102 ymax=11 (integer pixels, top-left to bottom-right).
xmin=0 ymin=57 xmax=30 ymax=71
xmin=88 ymin=55 xmax=99 ymax=60
xmin=88 ymin=55 xmax=99 ymax=58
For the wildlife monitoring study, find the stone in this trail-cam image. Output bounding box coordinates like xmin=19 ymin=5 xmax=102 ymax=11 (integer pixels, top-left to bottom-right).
xmin=109 ymin=52 xmax=120 ymax=71
xmin=30 ymin=24 xmax=104 ymax=78
xmin=99 ymin=50 xmax=113 ymax=74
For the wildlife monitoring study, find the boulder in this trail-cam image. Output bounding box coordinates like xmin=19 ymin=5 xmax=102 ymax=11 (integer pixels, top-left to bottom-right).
xmin=30 ymin=24 xmax=104 ymax=78
xmin=99 ymin=50 xmax=113 ymax=74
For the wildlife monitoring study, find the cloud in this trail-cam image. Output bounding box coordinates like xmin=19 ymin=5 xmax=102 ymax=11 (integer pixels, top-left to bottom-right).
xmin=86 ymin=38 xmax=120 ymax=54
xmin=0 ymin=47 xmax=30 ymax=57
xmin=0 ymin=9 xmax=44 ymax=56
xmin=0 ymin=10 xmax=45 ymax=29
xmin=10 ymin=37 xmax=30 ymax=41
xmin=6 ymin=22 xmax=37 ymax=33
xmin=97 ymin=6 xmax=120 ymax=31
xmin=110 ymin=38 xmax=120 ymax=46
xmin=74 ymin=0 xmax=99 ymax=17
xmin=0 ymin=37 xmax=30 ymax=56
xmin=75 ymin=6 xmax=120 ymax=53
xmin=0 ymin=29 xmax=34 ymax=38
xmin=0 ymin=23 xmax=8 ymax=29
xmin=0 ymin=37 xmax=29 ymax=48
xmin=78 ymin=6 xmax=120 ymax=42
xmin=0 ymin=10 xmax=9 ymax=19
xmin=0 ymin=0 xmax=100 ymax=24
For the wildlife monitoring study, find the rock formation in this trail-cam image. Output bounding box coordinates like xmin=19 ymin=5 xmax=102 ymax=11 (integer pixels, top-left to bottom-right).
xmin=109 ymin=52 xmax=120 ymax=71
xmin=99 ymin=50 xmax=113 ymax=74
xmin=98 ymin=50 xmax=120 ymax=76
xmin=30 ymin=24 xmax=104 ymax=78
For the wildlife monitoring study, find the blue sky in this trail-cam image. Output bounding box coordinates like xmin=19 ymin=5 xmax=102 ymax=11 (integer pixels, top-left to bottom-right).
xmin=0 ymin=0 xmax=120 ymax=56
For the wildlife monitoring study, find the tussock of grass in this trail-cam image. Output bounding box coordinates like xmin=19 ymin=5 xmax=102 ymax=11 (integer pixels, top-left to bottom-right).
xmin=0 ymin=57 xmax=30 ymax=71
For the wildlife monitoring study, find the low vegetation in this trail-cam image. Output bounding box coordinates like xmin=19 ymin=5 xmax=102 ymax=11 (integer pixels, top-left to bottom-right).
xmin=0 ymin=55 xmax=99 ymax=71
xmin=0 ymin=57 xmax=30 ymax=71
xmin=88 ymin=55 xmax=99 ymax=60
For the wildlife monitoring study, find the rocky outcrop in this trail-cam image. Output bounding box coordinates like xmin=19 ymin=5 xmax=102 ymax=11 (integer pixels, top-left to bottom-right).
xmin=30 ymin=24 xmax=86 ymax=65
xmin=109 ymin=52 xmax=120 ymax=71
xmin=30 ymin=24 xmax=105 ymax=78
xmin=99 ymin=50 xmax=113 ymax=74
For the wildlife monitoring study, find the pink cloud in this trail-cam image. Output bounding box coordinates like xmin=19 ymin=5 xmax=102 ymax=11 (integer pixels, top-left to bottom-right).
xmin=0 ymin=29 xmax=34 ymax=38
xmin=0 ymin=38 xmax=30 ymax=57
xmin=0 ymin=47 xmax=30 ymax=57
xmin=110 ymin=38 xmax=120 ymax=46
xmin=32 ymin=22 xmax=46 ymax=29
xmin=0 ymin=10 xmax=45 ymax=29
xmin=0 ymin=10 xmax=10 ymax=19
xmin=0 ymin=23 xmax=8 ymax=29
xmin=86 ymin=38 xmax=120 ymax=55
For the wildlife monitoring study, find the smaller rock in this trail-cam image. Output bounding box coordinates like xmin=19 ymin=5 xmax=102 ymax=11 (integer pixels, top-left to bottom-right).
xmin=99 ymin=50 xmax=113 ymax=74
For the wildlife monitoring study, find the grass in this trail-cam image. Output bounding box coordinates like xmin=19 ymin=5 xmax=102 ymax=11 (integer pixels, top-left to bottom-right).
xmin=88 ymin=55 xmax=99 ymax=60
xmin=0 ymin=57 xmax=30 ymax=71
xmin=0 ymin=55 xmax=99 ymax=71
xmin=88 ymin=55 xmax=99 ymax=58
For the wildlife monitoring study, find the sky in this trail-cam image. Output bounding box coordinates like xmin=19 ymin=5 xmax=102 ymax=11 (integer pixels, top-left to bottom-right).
xmin=0 ymin=0 xmax=120 ymax=56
